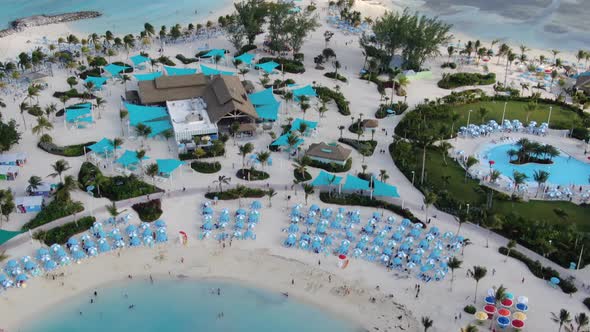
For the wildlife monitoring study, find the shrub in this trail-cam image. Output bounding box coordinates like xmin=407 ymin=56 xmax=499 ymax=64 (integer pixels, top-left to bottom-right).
xmin=191 ymin=161 xmax=221 ymax=174
xmin=22 ymin=199 xmax=84 ymax=230
xmin=438 ymin=72 xmax=496 ymax=89
xmin=205 ymin=186 xmax=269 ymax=200
xmin=53 ymin=89 xmax=96 ymax=100
xmin=498 ymin=247 xmax=577 ymax=294
xmin=315 ymin=86 xmax=350 ymax=115
xmin=441 ymin=62 xmax=457 ymax=69
xmin=293 ymin=53 xmax=304 ymax=62
xmin=38 ymin=141 xmax=95 ymax=157
xmin=584 ymin=298 xmax=590 ymax=310
xmin=571 ymin=127 xmax=589 ymax=141
xmin=236 ymin=44 xmax=257 ymax=56
xmin=132 ymin=199 xmax=163 ymax=222
xmin=319 ymin=192 xmax=422 ymax=226
xmin=79 ymin=68 xmax=102 ymax=79
xmin=78 ymin=162 xmax=161 ymax=201
xmin=27 ymin=107 xmax=44 ymax=116
xmin=463 ymin=305 xmax=476 ymax=314
xmin=258 ymin=57 xmax=305 ymax=74
xmin=294 ymin=170 xmax=312 ymax=182
xmin=338 ymin=138 xmax=377 ymax=156
xmin=178 ymin=141 xmax=226 ymax=161
xmin=176 ymin=54 xmax=199 ymax=64
xmin=309 ymin=158 xmax=352 ymax=173
xmin=39 ymin=134 xmax=53 ymax=144
xmin=376 ymin=102 xmax=409 ymax=118
xmin=33 ymin=216 xmax=96 ymax=245
xmin=324 ymin=72 xmax=347 ymax=82
xmin=236 ymin=168 xmax=270 ymax=181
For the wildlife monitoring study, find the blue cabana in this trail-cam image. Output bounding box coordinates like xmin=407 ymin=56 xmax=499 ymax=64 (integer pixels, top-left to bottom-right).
xmin=104 ymin=63 xmax=130 ymax=76
xmin=311 ymin=170 xmax=343 ymax=187
xmin=202 ymin=49 xmax=226 ymax=58
xmin=84 ymin=76 xmax=108 ymax=89
xmin=134 ymin=71 xmax=163 ymax=81
xmin=87 ymin=138 xmax=118 ymax=154
xmin=342 ymin=174 xmax=370 ymax=191
xmin=255 ymin=102 xmax=280 ymax=121
xmin=270 ymin=133 xmax=303 ymax=148
xmin=235 ymin=53 xmax=255 ymax=65
xmin=292 ymin=85 xmax=317 ymax=98
xmin=65 ymin=107 xmax=92 ymax=124
xmin=372 ymin=178 xmax=400 ymax=198
xmin=290 ymin=118 xmax=317 ymax=132
xmin=200 ymin=65 xmax=235 ymax=76
xmin=256 ymin=61 xmax=280 ymax=74
xmin=130 ymin=54 xmax=150 ymax=66
xmin=125 ymin=103 xmax=168 ymax=126
xmin=248 ymin=88 xmax=278 ymax=106
xmin=164 ymin=66 xmax=197 ymax=76
xmin=115 ymin=150 xmax=148 ymax=167
xmin=145 ymin=120 xmax=173 ymax=137
xmin=156 ymin=159 xmax=184 ymax=176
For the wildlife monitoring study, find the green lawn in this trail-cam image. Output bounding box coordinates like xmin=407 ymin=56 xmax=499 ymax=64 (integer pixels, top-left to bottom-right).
xmin=452 ymin=100 xmax=583 ymax=130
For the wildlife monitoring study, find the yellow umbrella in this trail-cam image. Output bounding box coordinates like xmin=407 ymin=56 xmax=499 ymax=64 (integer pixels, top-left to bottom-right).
xmin=513 ymin=312 xmax=527 ymax=321
xmin=474 ymin=311 xmax=488 ymax=321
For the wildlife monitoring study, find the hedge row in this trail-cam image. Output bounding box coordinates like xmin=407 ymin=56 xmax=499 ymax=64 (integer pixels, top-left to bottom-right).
xmin=309 ymin=158 xmax=352 ymax=173
xmin=236 ymin=168 xmax=270 ymax=181
xmin=53 ymin=89 xmax=96 ymax=100
xmin=315 ymin=86 xmax=350 ymax=115
xmin=22 ymin=199 xmax=84 ymax=231
xmin=324 ymin=72 xmax=347 ymax=82
xmin=499 ymin=247 xmax=577 ymax=294
xmin=190 ymin=161 xmax=221 ymax=174
xmin=176 ymin=54 xmax=199 ymax=64
xmin=33 ymin=216 xmax=96 ymax=245
xmin=437 ymin=72 xmax=496 ymax=89
xmin=375 ymin=102 xmax=409 ymax=118
xmin=204 ymin=186 xmax=269 ymax=200
xmin=338 ymin=138 xmax=377 ymax=156
xmin=294 ymin=170 xmax=312 ymax=182
xmin=38 ymin=141 xmax=95 ymax=157
xmin=132 ymin=199 xmax=163 ymax=222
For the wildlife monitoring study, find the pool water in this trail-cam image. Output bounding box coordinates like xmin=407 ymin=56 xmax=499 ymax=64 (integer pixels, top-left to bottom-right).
xmin=485 ymin=143 xmax=590 ymax=186
xmin=21 ymin=279 xmax=362 ymax=332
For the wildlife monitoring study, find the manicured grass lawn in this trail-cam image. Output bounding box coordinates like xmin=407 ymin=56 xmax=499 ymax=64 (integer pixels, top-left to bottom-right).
xmin=452 ymin=100 xmax=583 ymax=130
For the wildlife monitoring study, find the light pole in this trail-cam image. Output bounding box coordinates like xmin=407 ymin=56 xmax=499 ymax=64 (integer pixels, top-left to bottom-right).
xmin=466 ymin=203 xmax=470 ymax=215
xmin=411 ymin=171 xmax=415 ymax=186
xmin=467 ymin=109 xmax=473 ymax=126
xmin=547 ymin=106 xmax=553 ymax=127
xmin=501 ymin=102 xmax=507 ymax=124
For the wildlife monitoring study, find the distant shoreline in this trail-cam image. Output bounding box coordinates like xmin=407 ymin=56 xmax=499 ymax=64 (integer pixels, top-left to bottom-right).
xmin=0 ymin=11 xmax=101 ymax=38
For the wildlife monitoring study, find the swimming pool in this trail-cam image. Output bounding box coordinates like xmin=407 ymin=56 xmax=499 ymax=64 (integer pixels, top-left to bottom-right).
xmin=484 ymin=143 xmax=590 ymax=186
xmin=21 ymin=279 xmax=362 ymax=332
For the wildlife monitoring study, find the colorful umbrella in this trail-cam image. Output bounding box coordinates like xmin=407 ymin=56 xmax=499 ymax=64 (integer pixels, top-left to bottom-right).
xmin=498 ymin=308 xmax=511 ymax=317
xmin=497 ymin=316 xmax=510 ymax=328
xmin=474 ymin=311 xmax=488 ymax=321
xmin=512 ymin=319 xmax=525 ymax=330
xmin=501 ymin=298 xmax=513 ymax=308
xmin=513 ymin=312 xmax=527 ymax=321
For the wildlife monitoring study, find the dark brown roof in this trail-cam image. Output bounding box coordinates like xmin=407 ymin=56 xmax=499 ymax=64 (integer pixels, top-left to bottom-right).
xmin=138 ymin=74 xmax=208 ymax=104
xmin=576 ymin=75 xmax=590 ymax=91
xmin=305 ymin=142 xmax=351 ymax=162
xmin=237 ymin=123 xmax=257 ymax=132
xmin=202 ymin=75 xmax=258 ymax=123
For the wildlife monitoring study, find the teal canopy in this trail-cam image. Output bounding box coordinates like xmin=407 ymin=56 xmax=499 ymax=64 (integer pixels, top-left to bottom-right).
xmin=311 ymin=171 xmax=343 ymax=187
xmin=372 ymin=177 xmax=400 ymax=198
xmin=156 ymin=159 xmax=184 ymax=175
xmin=65 ymin=107 xmax=92 ymax=123
xmin=87 ymin=138 xmax=117 ymax=153
xmin=256 ymin=61 xmax=280 ymax=74
xmin=145 ymin=120 xmax=173 ymax=137
xmin=255 ymin=102 xmax=280 ymax=121
xmin=0 ymin=229 xmax=23 ymax=246
xmin=165 ymin=66 xmax=197 ymax=76
xmin=200 ymin=65 xmax=235 ymax=76
xmin=202 ymin=49 xmax=226 ymax=58
xmin=104 ymin=63 xmax=130 ymax=76
xmin=342 ymin=174 xmax=370 ymax=191
xmin=130 ymin=54 xmax=150 ymax=66
xmin=115 ymin=150 xmax=149 ymax=167
xmin=134 ymin=72 xmax=163 ymax=81
xmin=291 ymin=118 xmax=317 ymax=132
xmin=84 ymin=76 xmax=107 ymax=89
xmin=292 ymin=84 xmax=317 ymax=98
xmin=248 ymin=88 xmax=278 ymax=106
xmin=125 ymin=103 xmax=168 ymax=126
xmin=235 ymin=53 xmax=255 ymax=65
xmin=270 ymin=133 xmax=303 ymax=148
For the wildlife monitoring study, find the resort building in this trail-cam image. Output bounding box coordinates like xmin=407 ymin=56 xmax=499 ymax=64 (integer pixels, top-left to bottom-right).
xmin=305 ymin=142 xmax=352 ymax=166
xmin=15 ymin=196 xmax=43 ymax=213
xmin=0 ymin=153 xmax=27 ymax=166
xmin=575 ymin=72 xmax=590 ymax=94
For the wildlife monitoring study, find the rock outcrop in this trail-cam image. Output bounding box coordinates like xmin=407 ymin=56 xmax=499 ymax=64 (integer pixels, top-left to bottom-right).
xmin=0 ymin=11 xmax=102 ymax=38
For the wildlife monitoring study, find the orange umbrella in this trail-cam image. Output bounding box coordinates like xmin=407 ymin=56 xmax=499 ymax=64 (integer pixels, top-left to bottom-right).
xmin=498 ymin=308 xmax=511 ymax=317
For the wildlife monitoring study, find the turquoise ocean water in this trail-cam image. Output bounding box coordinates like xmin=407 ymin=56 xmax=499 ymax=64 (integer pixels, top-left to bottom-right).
xmin=20 ymin=279 xmax=362 ymax=332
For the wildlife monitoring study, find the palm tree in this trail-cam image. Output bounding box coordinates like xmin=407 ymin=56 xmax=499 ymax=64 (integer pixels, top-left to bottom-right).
xmin=533 ymin=170 xmax=550 ymax=197
xmin=106 ymin=202 xmax=126 ymax=219
xmin=283 ymin=91 xmax=294 ymax=114
xmin=27 ymin=175 xmax=42 ymax=194
xmin=120 ymin=74 xmax=131 ymax=92
xmin=467 ymin=265 xmax=487 ymax=304
xmin=135 ymin=149 xmax=146 ymax=174
xmin=44 ymin=103 xmax=57 ymax=120
xmin=112 ymin=137 xmax=124 ymax=157
xmin=566 ymin=312 xmax=589 ymax=332
xmin=421 ymin=316 xmax=433 ymax=332
xmin=257 ymin=151 xmax=271 ymax=169
xmin=504 ymin=51 xmax=516 ymax=86
xmin=551 ymin=49 xmax=560 ymax=65
xmin=144 ymin=23 xmax=155 ymax=37
xmin=292 ymin=156 xmax=311 ymax=179
xmin=525 ymin=102 xmax=536 ymax=122
xmin=32 ymin=116 xmax=53 ymax=136
xmin=145 ymin=163 xmax=159 ymax=184
xmin=55 ymin=175 xmax=78 ymax=202
xmin=48 ymin=159 xmax=71 ymax=183
xmin=447 ymin=256 xmax=462 ymax=292
xmin=266 ymin=188 xmax=277 ymax=207
xmin=439 ymin=141 xmax=452 ymax=165
xmin=214 ymin=175 xmax=231 ymax=193
xmin=511 ymin=170 xmax=528 ymax=195
xmin=576 ymin=50 xmax=586 ymax=69
xmin=135 ymin=124 xmax=152 ymax=144
xmin=416 ymin=134 xmax=435 ymax=184
xmin=332 ymin=60 xmax=341 ymax=78
xmin=464 ymin=156 xmax=478 ymax=183
xmin=18 ymin=101 xmax=29 ymax=129
xmin=423 ymin=191 xmax=437 ymax=223
xmin=504 ymin=239 xmax=517 ymax=262
xmin=378 ymin=169 xmax=389 ymax=182
xmin=552 ymin=309 xmax=572 ymax=332
xmin=338 ymin=125 xmax=345 ymax=139
xmin=302 ymin=183 xmax=315 ymax=205
xmin=238 ymin=143 xmax=254 ymax=168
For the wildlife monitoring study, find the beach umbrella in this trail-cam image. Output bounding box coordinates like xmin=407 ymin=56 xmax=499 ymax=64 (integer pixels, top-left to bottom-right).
xmin=81 ymin=234 xmax=92 ymax=242
xmin=484 ymin=305 xmax=497 ymax=316
xmin=512 ymin=319 xmax=524 ymax=330
xmin=474 ymin=311 xmax=488 ymax=321
xmin=142 ymin=228 xmax=153 ymax=239
xmin=409 ymin=228 xmax=421 ymax=238
xmin=284 ymin=234 xmax=297 ymax=247
xmin=236 ymin=208 xmax=247 ymax=215
xmin=305 ymin=216 xmax=315 ymax=226
xmin=83 ymin=239 xmax=96 ymax=250
xmin=71 ymin=249 xmax=87 ymax=261
xmin=516 ymin=296 xmax=528 ymax=304
xmin=309 ymin=204 xmax=320 ymax=212
xmin=125 ymin=224 xmax=139 ymax=237
xmin=515 ymin=303 xmax=528 ymax=312
xmin=504 ymin=292 xmax=514 ymax=300
xmin=202 ymin=220 xmax=214 ymax=231
xmin=497 ymin=316 xmax=510 ymax=328
xmin=442 ymin=231 xmax=454 ymax=239
xmin=44 ymin=260 xmax=58 ymax=271
xmin=155 ymin=228 xmax=167 ymax=243
xmin=93 ymin=229 xmax=106 ymax=239
xmin=363 ymin=223 xmax=374 ymax=234
xmin=383 ymin=247 xmax=393 ymax=256
xmin=36 ymin=248 xmax=51 ymax=262
xmin=396 ymin=251 xmax=407 ymax=258
xmin=386 ymin=216 xmax=396 ymax=224
xmin=324 ymin=235 xmax=334 ymax=246
xmin=393 ymin=257 xmax=402 ymax=266
xmin=0 ymin=274 xmax=12 ymax=288
xmin=352 ymin=248 xmax=363 ymax=258
xmin=425 ymin=234 xmax=435 ymax=241
xmin=497 ymin=308 xmax=510 ymax=317
xmin=512 ymin=312 xmax=526 ymax=321
xmin=401 ymin=219 xmax=411 ymax=227
xmin=406 ymin=262 xmax=416 ymax=269
xmin=420 ymin=264 xmax=433 ymax=272
xmin=288 ymin=223 xmax=299 ymax=233
xmin=109 ymin=228 xmax=121 ymax=238
xmin=392 ymin=232 xmax=403 ymax=241
xmin=316 ymin=224 xmax=327 ymax=235
xmin=154 ymin=220 xmax=166 ymax=228
xmin=415 ymin=248 xmax=425 ymax=256
xmin=5 ymin=259 xmax=18 ymax=270
xmin=550 ymin=277 xmax=560 ymax=286
xmin=485 ymin=296 xmax=496 ymax=305
xmin=244 ymin=229 xmax=256 ymax=240
xmin=98 ymin=239 xmax=111 ymax=253
xmin=130 ymin=237 xmax=141 ymax=247
xmin=501 ymin=298 xmax=513 ymax=308
xmin=250 ymin=201 xmax=262 ymax=210
xmin=429 ymin=227 xmax=440 ymax=236
xmin=410 ymin=254 xmax=422 ymax=263
xmin=330 ymin=219 xmax=342 ymax=229
xmin=202 ymin=206 xmax=213 ymax=215
xmin=87 ymin=247 xmax=98 ymax=257
xmin=143 ymin=236 xmax=154 ymax=247
xmin=114 ymin=239 xmax=125 ymax=248
xmin=235 ymin=220 xmax=245 ymax=230
xmin=380 ymin=254 xmax=390 ymax=264
xmin=373 ymin=236 xmax=385 ymax=247
xmin=67 ymin=237 xmax=79 ymax=247
xmin=400 ymin=243 xmax=410 ymax=252
xmin=16 ymin=273 xmax=28 ymax=283
xmin=24 ymin=260 xmax=37 ymax=272
xmin=419 ymin=239 xmax=429 ymax=249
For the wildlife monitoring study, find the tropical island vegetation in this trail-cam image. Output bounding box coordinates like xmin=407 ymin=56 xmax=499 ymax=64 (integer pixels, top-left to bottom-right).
xmin=507 ymin=138 xmax=559 ymax=165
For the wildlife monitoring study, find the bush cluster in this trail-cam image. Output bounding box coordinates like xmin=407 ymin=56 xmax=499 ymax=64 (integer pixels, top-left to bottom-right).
xmin=23 ymin=199 xmax=84 ymax=231
xmin=132 ymin=199 xmax=163 ymax=222
xmin=79 ymin=69 xmax=102 ymax=80
xmin=258 ymin=57 xmax=305 ymax=74
xmin=38 ymin=141 xmax=95 ymax=157
xmin=584 ymin=298 xmax=590 ymax=310
xmin=375 ymin=102 xmax=409 ymax=118
xmin=309 ymin=158 xmax=352 ymax=173
xmin=338 ymin=138 xmax=377 ymax=156
xmin=294 ymin=170 xmax=312 ymax=182
xmin=437 ymin=72 xmax=496 ymax=89
xmin=176 ymin=54 xmax=199 ymax=64
xmin=190 ymin=161 xmax=221 ymax=174
xmin=440 ymin=62 xmax=457 ymax=69
xmin=236 ymin=44 xmax=257 ymax=56
xmin=205 ymin=186 xmax=269 ymax=200
xmin=463 ymin=305 xmax=476 ymax=314
xmin=324 ymin=72 xmax=348 ymax=82
xmin=53 ymin=89 xmax=96 ymax=100
xmin=315 ymin=86 xmax=350 ymax=115
xmin=33 ymin=216 xmax=96 ymax=245
xmin=236 ymin=168 xmax=270 ymax=181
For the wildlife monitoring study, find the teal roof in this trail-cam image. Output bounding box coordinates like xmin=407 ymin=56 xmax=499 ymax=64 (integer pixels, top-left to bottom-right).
xmin=270 ymin=133 xmax=303 ymax=148
xmin=200 ymin=65 xmax=235 ymax=76
xmin=84 ymin=76 xmax=107 ymax=88
xmin=248 ymin=88 xmax=277 ymax=106
xmin=115 ymin=150 xmax=149 ymax=167
xmin=256 ymin=61 xmax=280 ymax=74
xmin=134 ymin=71 xmax=163 ymax=81
xmin=202 ymin=49 xmax=226 ymax=58
xmin=235 ymin=53 xmax=255 ymax=65
xmin=165 ymin=66 xmax=197 ymax=76
xmin=311 ymin=171 xmax=343 ymax=187
xmin=342 ymin=174 xmax=370 ymax=191
xmin=87 ymin=138 xmax=117 ymax=153
xmin=372 ymin=177 xmax=400 ymax=198
xmin=65 ymin=107 xmax=92 ymax=123
xmin=130 ymin=54 xmax=150 ymax=66
xmin=125 ymin=103 xmax=168 ymax=126
xmin=255 ymin=102 xmax=280 ymax=121
xmin=104 ymin=63 xmax=130 ymax=76
xmin=0 ymin=229 xmax=23 ymax=246
xmin=292 ymin=84 xmax=317 ymax=98
xmin=156 ymin=159 xmax=185 ymax=175
xmin=291 ymin=118 xmax=317 ymax=132
xmin=145 ymin=120 xmax=173 ymax=137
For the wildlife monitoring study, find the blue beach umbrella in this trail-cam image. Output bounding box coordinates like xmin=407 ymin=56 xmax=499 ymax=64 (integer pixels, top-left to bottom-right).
xmin=142 ymin=228 xmax=152 ymax=239
xmin=345 ymin=230 xmax=355 ymax=241
xmin=316 ymin=224 xmax=327 ymax=235
xmin=87 ymin=247 xmax=98 ymax=257
xmin=83 ymin=240 xmax=96 ymax=250
xmin=236 ymin=208 xmax=246 ymax=215
xmin=155 ymin=228 xmax=167 ymax=243
xmin=36 ymin=248 xmax=51 ymax=261
xmin=373 ymin=236 xmax=385 ymax=247
xmin=284 ymin=234 xmax=297 ymax=247
xmin=154 ymin=220 xmax=166 ymax=228
xmin=411 ymin=254 xmax=422 ymax=263
xmin=250 ymin=201 xmax=262 ymax=210
xmin=392 ymin=232 xmax=403 ymax=241
xmin=125 ymin=224 xmax=138 ymax=237
xmin=114 ymin=239 xmax=125 ymax=248
xmin=98 ymin=239 xmax=111 ymax=253
xmin=321 ymin=208 xmax=332 ymax=218
xmin=130 ymin=237 xmax=141 ymax=247
xmin=24 ymin=260 xmax=37 ymax=271
xmin=393 ymin=257 xmax=403 ymax=266
xmin=244 ymin=229 xmax=256 ymax=240
xmin=352 ymin=248 xmax=363 ymax=258
xmin=383 ymin=247 xmax=393 ymax=256
xmin=401 ymin=219 xmax=411 ymax=227
xmin=202 ymin=206 xmax=214 ymax=215
xmin=419 ymin=239 xmax=429 ymax=249
xmin=330 ymin=219 xmax=342 ymax=229
xmin=44 ymin=260 xmax=58 ymax=271
xmin=202 ymin=221 xmax=213 ymax=231
xmin=67 ymin=237 xmax=79 ymax=247
xmin=5 ymin=259 xmax=18 ymax=270
xmin=71 ymin=249 xmax=86 ymax=261
xmin=400 ymin=243 xmax=410 ymax=252
xmin=16 ymin=273 xmax=28 ymax=283
xmin=324 ymin=235 xmax=334 ymax=246
xmin=288 ymin=223 xmax=299 ymax=233
xmin=429 ymin=227 xmax=440 ymax=236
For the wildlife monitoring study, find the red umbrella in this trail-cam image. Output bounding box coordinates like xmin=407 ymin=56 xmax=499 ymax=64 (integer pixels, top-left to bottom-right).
xmin=489 ymin=160 xmax=495 ymax=165
xmin=501 ymin=298 xmax=513 ymax=307
xmin=484 ymin=305 xmax=496 ymax=314
xmin=512 ymin=319 xmax=525 ymax=329
xmin=498 ymin=308 xmax=511 ymax=317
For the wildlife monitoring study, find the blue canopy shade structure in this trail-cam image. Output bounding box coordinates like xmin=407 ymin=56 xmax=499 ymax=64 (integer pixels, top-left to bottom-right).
xmin=145 ymin=120 xmax=173 ymax=137
xmin=115 ymin=150 xmax=149 ymax=167
xmin=65 ymin=107 xmax=92 ymax=123
xmin=130 ymin=54 xmax=150 ymax=66
xmin=202 ymin=49 xmax=226 ymax=58
xmin=234 ymin=53 xmax=255 ymax=65
xmin=372 ymin=178 xmax=400 ymax=198
xmin=200 ymin=65 xmax=235 ymax=76
xmin=164 ymin=66 xmax=197 ymax=76
xmin=270 ymin=133 xmax=303 ymax=148
xmin=255 ymin=102 xmax=280 ymax=121
xmin=104 ymin=63 xmax=130 ymax=76
xmin=292 ymin=85 xmax=317 ymax=98
xmin=125 ymin=103 xmax=168 ymax=126
xmin=311 ymin=171 xmax=343 ymax=187
xmin=256 ymin=61 xmax=280 ymax=74
xmin=290 ymin=118 xmax=317 ymax=132
xmin=84 ymin=76 xmax=107 ymax=89
xmin=87 ymin=138 xmax=118 ymax=153
xmin=248 ymin=88 xmax=277 ymax=106
xmin=342 ymin=174 xmax=370 ymax=191
xmin=134 ymin=71 xmax=163 ymax=81
xmin=156 ymin=159 xmax=184 ymax=176
xmin=0 ymin=229 xmax=23 ymax=246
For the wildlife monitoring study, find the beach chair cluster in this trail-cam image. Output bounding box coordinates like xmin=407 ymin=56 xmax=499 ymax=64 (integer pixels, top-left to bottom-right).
xmin=0 ymin=220 xmax=167 ymax=293
xmin=198 ymin=201 xmax=262 ymax=241
xmin=477 ymin=290 xmax=529 ymax=330
xmin=458 ymin=119 xmax=549 ymax=138
xmin=325 ymin=15 xmax=369 ymax=35
xmin=283 ymin=204 xmax=467 ymax=282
